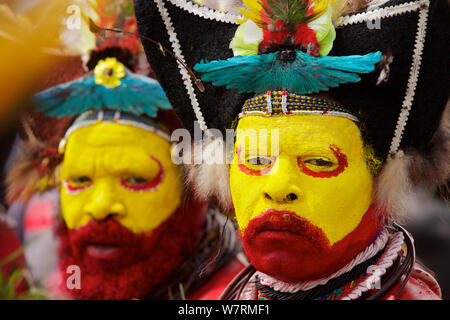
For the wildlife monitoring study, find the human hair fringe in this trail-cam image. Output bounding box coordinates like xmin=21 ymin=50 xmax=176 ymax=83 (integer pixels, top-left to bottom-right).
xmin=375 ymin=99 xmax=450 ymax=224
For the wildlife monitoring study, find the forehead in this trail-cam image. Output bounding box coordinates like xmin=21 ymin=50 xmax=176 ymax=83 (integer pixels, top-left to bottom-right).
xmin=62 ymin=123 xmax=171 ymax=173
xmin=236 ymin=115 xmax=363 ymax=152
xmin=65 ymin=122 xmax=170 ymax=150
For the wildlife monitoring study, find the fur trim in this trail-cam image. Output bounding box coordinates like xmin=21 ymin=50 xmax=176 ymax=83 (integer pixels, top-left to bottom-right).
xmin=183 ymin=137 xmax=233 ymax=211
xmin=375 ymin=99 xmax=450 ymax=223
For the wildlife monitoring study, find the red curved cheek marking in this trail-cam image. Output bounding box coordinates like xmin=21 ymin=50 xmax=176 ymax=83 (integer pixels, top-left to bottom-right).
xmin=297 ymin=144 xmax=348 ymax=178
xmin=63 ymin=180 xmax=92 ymax=194
xmin=236 ymin=147 xmax=276 ymax=176
xmin=120 ymin=155 xmax=164 ymax=192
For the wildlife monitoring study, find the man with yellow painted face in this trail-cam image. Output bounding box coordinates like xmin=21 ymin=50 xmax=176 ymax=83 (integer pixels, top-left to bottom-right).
xmin=55 ymin=109 xmax=196 ymax=299
xmin=135 ymin=0 xmax=448 ymax=300
xmin=8 ymin=53 xmax=245 ymax=300
xmin=230 ymin=111 xmax=380 ymax=284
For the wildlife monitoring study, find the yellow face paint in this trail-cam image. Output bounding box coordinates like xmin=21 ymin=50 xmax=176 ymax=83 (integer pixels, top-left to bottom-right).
xmin=60 ymin=122 xmax=183 ymax=234
xmin=230 ymin=114 xmax=374 ymax=246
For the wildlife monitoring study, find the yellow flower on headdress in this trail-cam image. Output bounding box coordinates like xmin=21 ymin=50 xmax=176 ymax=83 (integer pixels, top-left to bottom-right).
xmin=94 ymin=57 xmax=126 ymax=88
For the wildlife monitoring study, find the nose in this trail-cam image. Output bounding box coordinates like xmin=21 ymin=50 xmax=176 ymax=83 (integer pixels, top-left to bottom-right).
xmin=83 ymin=181 xmax=125 ymax=221
xmin=264 ymin=192 xmax=298 ymax=202
xmin=263 ymin=155 xmax=302 ymax=204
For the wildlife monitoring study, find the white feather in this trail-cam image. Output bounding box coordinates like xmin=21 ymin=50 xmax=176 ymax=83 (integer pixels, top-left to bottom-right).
xmin=183 ymin=137 xmax=233 ymax=210
xmin=374 ymin=150 xmax=414 ymax=224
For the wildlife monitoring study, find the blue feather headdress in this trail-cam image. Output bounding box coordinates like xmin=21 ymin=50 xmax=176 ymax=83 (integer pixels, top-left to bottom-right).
xmin=33 ymin=57 xmax=172 ymax=118
xmin=195 ymin=50 xmax=382 ymax=95
xmin=194 ymin=0 xmax=383 ymax=96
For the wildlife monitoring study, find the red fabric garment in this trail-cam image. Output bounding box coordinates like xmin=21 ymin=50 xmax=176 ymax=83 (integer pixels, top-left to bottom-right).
xmin=188 ymin=257 xmax=246 ymax=300
xmin=249 ymin=265 xmax=442 ymax=300
xmin=380 ymin=265 xmax=442 ymax=300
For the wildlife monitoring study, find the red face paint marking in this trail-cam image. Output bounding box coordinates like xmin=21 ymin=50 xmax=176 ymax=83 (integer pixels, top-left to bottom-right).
xmin=236 ymin=146 xmax=276 ymax=176
xmin=297 ymin=144 xmax=348 ymax=178
xmin=120 ymin=155 xmax=164 ymax=191
xmin=64 ymin=180 xmax=92 ymax=194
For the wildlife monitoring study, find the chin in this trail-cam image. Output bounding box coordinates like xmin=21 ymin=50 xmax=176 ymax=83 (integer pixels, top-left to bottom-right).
xmin=56 ymin=201 xmax=204 ymax=299
xmin=242 ymin=206 xmax=382 ymax=283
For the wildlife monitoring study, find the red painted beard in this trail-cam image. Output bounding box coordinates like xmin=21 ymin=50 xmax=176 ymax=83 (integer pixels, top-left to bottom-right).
xmin=242 ymin=205 xmax=383 ymax=283
xmin=57 ymin=199 xmax=206 ymax=299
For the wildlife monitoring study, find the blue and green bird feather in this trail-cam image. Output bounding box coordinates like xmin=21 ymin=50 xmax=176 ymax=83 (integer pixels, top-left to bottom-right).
xmin=194 ymin=50 xmax=382 ymax=94
xmin=33 ymin=72 xmax=172 ymax=118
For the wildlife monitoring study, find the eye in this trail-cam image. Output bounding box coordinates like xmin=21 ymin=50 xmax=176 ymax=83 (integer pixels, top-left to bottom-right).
xmin=297 ymin=145 xmax=348 ymax=178
xmin=123 ymin=176 xmax=149 ymax=186
xmin=70 ymin=176 xmax=92 ymax=185
xmin=64 ymin=176 xmax=92 ymax=193
xmin=120 ymin=156 xmax=165 ymax=192
xmin=238 ymin=155 xmax=276 ymax=176
xmin=303 ymin=158 xmax=334 ymax=167
xmin=247 ymin=157 xmax=272 ymax=166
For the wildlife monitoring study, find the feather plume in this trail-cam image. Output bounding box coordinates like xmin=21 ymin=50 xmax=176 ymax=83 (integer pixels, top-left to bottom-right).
xmin=238 ymin=0 xmax=264 ymax=26
xmin=239 ymin=0 xmax=331 ymax=27
xmin=408 ymin=99 xmax=450 ymax=195
xmin=238 ymin=0 xmax=335 ymax=55
xmin=33 ymin=72 xmax=172 ymax=118
xmin=340 ymin=0 xmax=368 ymax=15
xmin=183 ymin=138 xmax=233 ymax=211
xmin=5 ymin=117 xmax=63 ymax=205
xmin=374 ymin=151 xmax=414 ymax=224
xmin=195 ymin=50 xmax=381 ymax=94
xmin=5 ymin=138 xmax=48 ymax=205
xmin=332 ymin=0 xmax=349 ymax=22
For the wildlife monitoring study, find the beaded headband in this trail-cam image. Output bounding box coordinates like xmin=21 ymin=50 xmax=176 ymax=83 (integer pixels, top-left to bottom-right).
xmin=239 ymin=91 xmax=359 ymax=122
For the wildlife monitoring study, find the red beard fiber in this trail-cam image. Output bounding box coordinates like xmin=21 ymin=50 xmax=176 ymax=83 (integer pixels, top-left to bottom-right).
xmin=242 ymin=205 xmax=383 ymax=283
xmin=57 ymin=199 xmax=207 ymax=299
